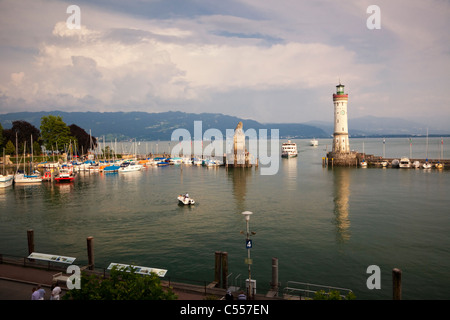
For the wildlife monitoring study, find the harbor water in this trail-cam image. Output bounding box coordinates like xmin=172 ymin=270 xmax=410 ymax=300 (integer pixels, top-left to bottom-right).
xmin=1 ymin=137 xmax=449 ymax=299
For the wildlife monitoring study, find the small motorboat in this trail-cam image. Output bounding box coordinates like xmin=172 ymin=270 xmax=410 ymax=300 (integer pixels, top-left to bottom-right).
xmin=178 ymin=193 xmax=195 ymax=205
xmin=360 ymin=159 xmax=367 ymax=168
xmin=42 ymin=171 xmax=52 ymax=181
xmin=422 ymin=162 xmax=432 ymax=169
xmin=55 ymin=165 xmax=76 ymax=182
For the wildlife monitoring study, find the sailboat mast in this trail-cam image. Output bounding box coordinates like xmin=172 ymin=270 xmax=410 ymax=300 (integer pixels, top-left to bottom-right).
xmin=15 ymin=132 xmax=18 ymax=172
xmin=31 ymin=135 xmax=33 ymax=174
xmin=23 ymin=141 xmax=26 ymax=174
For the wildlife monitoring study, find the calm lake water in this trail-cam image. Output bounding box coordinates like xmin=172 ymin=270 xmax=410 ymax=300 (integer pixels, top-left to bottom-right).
xmin=1 ymin=137 xmax=449 ymax=300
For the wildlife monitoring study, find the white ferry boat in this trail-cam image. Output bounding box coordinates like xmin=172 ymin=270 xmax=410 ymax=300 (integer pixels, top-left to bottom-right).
xmin=281 ymin=140 xmax=298 ymax=158
xmin=310 ymin=138 xmax=318 ymax=147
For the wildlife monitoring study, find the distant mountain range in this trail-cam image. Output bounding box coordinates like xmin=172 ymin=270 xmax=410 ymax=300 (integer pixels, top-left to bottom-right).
xmin=0 ymin=111 xmax=325 ymax=141
xmin=1 ymin=111 xmax=448 ymax=141
xmin=307 ymin=116 xmax=450 ymax=137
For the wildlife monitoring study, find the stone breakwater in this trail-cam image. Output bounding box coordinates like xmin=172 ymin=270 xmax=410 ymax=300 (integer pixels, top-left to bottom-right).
xmin=324 ymin=151 xmax=449 ymax=168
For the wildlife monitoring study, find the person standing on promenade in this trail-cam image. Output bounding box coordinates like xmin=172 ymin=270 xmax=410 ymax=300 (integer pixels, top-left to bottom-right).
xmin=237 ymin=291 xmax=246 ymax=300
xmin=50 ymin=284 xmax=62 ymax=300
xmin=225 ymin=290 xmax=234 ymax=300
xmin=36 ymin=285 xmax=45 ymax=300
xmin=31 ymin=287 xmax=40 ymax=300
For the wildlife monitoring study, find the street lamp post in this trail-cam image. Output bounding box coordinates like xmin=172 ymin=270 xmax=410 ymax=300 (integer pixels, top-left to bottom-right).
xmin=242 ymin=211 xmax=255 ymax=299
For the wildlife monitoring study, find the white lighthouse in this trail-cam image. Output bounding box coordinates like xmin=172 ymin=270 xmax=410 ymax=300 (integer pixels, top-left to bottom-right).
xmin=332 ymin=83 xmax=350 ymax=153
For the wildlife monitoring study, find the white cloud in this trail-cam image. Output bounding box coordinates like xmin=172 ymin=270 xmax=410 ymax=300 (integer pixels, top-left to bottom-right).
xmin=0 ymin=0 xmax=449 ymax=125
xmin=10 ymin=72 xmax=25 ymax=86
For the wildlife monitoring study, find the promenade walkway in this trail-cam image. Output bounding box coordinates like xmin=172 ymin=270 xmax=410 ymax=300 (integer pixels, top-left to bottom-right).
xmin=0 ymin=263 xmax=280 ymax=300
xmin=0 ymin=263 xmax=212 ymax=300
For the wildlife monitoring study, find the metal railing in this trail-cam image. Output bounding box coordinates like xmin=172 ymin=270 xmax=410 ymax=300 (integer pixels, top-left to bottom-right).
xmin=1 ymin=253 xmax=281 ymax=299
xmin=283 ymin=281 xmax=353 ymax=300
xmin=0 ymin=253 xmax=227 ymax=297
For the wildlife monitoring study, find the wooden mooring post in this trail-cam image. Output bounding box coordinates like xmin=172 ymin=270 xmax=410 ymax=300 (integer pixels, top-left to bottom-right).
xmin=214 ymin=251 xmax=221 ymax=286
xmin=393 ymin=268 xmax=402 ymax=300
xmin=221 ymin=252 xmax=228 ymax=289
xmin=271 ymin=257 xmax=279 ymax=292
xmin=27 ymin=229 xmax=34 ymax=256
xmin=213 ymin=251 xmax=229 ymax=289
xmin=265 ymin=257 xmax=280 ymax=298
xmin=87 ymin=236 xmax=94 ymax=270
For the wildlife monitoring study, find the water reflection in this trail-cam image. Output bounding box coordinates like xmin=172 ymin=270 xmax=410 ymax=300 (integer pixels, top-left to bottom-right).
xmin=227 ymin=168 xmax=252 ymax=213
xmin=13 ymin=184 xmax=42 ymax=201
xmin=54 ymin=182 xmax=74 ymax=194
xmin=0 ymin=187 xmax=10 ymax=201
xmin=281 ymin=158 xmax=297 ymax=191
xmin=332 ymin=168 xmax=351 ymax=243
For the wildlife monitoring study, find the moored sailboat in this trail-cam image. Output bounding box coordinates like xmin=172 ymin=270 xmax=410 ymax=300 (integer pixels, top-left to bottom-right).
xmin=0 ymin=174 xmax=13 ymax=188
xmin=0 ymin=149 xmax=13 ymax=188
xmin=14 ymin=140 xmax=42 ymax=184
xmin=423 ymin=128 xmax=432 ymax=169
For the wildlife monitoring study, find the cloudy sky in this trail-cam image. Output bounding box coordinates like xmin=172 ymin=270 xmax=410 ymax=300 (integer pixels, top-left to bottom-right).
xmin=0 ymin=0 xmax=449 ymax=126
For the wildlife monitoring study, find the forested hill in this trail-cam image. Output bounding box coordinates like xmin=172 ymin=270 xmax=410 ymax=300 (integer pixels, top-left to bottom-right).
xmin=0 ymin=111 xmax=327 ymax=141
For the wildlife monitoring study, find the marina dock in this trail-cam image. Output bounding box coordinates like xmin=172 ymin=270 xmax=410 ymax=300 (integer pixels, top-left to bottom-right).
xmin=368 ymin=157 xmax=450 ymax=168
xmin=323 ymin=152 xmax=449 ymax=168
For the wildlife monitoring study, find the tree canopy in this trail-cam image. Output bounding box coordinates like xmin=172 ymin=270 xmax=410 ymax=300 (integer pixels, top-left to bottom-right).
xmin=4 ymin=140 xmax=15 ymax=156
xmin=2 ymin=120 xmax=41 ymax=154
xmin=0 ymin=123 xmax=3 ymax=149
xmin=69 ymin=124 xmax=97 ymax=154
xmin=40 ymin=115 xmax=75 ymax=152
xmin=63 ymin=266 xmax=177 ymax=300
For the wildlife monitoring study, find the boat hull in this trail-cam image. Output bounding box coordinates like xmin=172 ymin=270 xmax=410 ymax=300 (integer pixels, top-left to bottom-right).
xmin=55 ymin=176 xmax=75 ymax=182
xmin=399 ymin=158 xmax=411 ymax=168
xmin=103 ymin=165 xmax=120 ymax=173
xmin=14 ymin=174 xmax=42 ymax=184
xmin=0 ymin=175 xmax=14 ymax=188
xmin=422 ymin=163 xmax=432 ymax=169
xmin=281 ymin=153 xmax=298 ymax=158
xmin=177 ymin=196 xmax=195 ymax=205
xmin=157 ymin=162 xmax=169 ymax=167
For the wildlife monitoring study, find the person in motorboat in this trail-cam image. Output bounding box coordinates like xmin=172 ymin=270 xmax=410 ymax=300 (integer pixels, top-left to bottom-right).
xmin=178 ymin=193 xmax=194 ymax=205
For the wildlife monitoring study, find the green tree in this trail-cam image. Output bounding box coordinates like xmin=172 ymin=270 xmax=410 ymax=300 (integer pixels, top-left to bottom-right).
xmin=40 ymin=115 xmax=75 ymax=152
xmin=69 ymin=124 xmax=97 ymax=155
xmin=5 ymin=120 xmax=41 ymax=154
xmin=63 ymin=266 xmax=178 ymax=300
xmin=0 ymin=123 xmax=4 ymax=148
xmin=313 ymin=289 xmax=356 ymax=300
xmin=4 ymin=140 xmax=15 ymax=156
xmin=33 ymin=141 xmax=41 ymax=156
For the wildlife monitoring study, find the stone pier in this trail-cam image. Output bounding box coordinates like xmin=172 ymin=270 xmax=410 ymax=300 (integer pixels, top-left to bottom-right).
xmin=325 ymin=151 xmax=359 ymax=167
